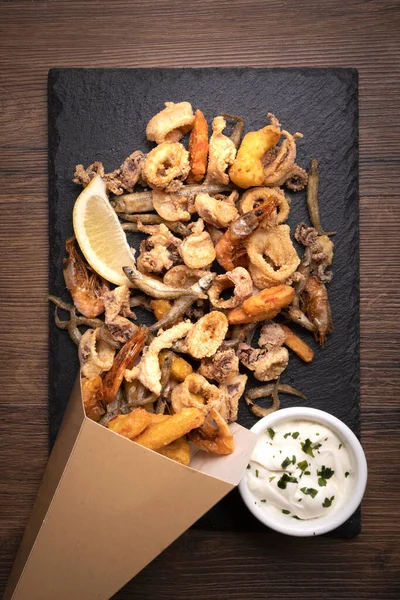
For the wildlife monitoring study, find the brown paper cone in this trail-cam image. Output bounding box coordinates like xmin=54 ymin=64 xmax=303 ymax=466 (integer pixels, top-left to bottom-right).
xmin=4 ymin=377 xmax=257 ymax=600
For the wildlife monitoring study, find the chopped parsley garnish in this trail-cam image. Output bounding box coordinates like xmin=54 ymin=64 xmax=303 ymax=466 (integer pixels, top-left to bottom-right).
xmin=269 ymin=476 xmax=276 ymax=482
xmin=282 ymin=509 xmax=291 ymax=514
xmin=300 ymin=487 xmax=318 ymax=499
xmin=297 ymin=460 xmax=308 ymax=472
xmin=298 ymin=498 xmax=302 ymax=502
xmin=267 ymin=427 xmax=275 ymax=440
xmin=322 ymin=496 xmax=335 ymax=508
xmin=277 ymin=473 xmax=298 ymax=489
xmin=345 ymin=471 xmax=350 ymax=478
xmin=317 ymin=466 xmax=334 ymax=487
xmin=281 ymin=457 xmax=292 ymax=469
xmin=301 ymin=438 xmax=322 ymax=458
xmin=261 ymin=499 xmax=266 ymax=503
xmin=284 ymin=432 xmax=291 ymax=439
xmin=292 ymin=455 xmax=296 ymax=464
xmin=247 ymin=464 xmax=251 ymax=469
xmin=338 ymin=443 xmax=343 ymax=450
xmin=255 ymin=469 xmax=259 ymax=478
xmin=316 ymin=433 xmax=320 ymax=436
xmin=292 ymin=515 xmax=303 ymax=520
xmin=304 ymin=471 xmax=311 ymax=475
xmin=292 ymin=432 xmax=300 ymax=439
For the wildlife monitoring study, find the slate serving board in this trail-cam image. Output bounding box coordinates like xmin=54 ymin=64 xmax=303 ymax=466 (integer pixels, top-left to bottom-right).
xmin=48 ymin=67 xmax=360 ymax=538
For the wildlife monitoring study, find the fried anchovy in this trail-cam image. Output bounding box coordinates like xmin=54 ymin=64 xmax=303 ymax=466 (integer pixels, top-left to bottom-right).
xmin=221 ymin=113 xmax=245 ymax=148
xmin=123 ymin=265 xmax=208 ymax=300
xmin=245 ymin=379 xmax=282 ymax=418
xmin=121 ymin=215 xmax=190 ymax=237
xmin=307 ymin=159 xmax=335 ymax=236
xmin=148 ymin=273 xmax=215 ymax=332
xmin=47 ymin=295 xmax=103 ymax=345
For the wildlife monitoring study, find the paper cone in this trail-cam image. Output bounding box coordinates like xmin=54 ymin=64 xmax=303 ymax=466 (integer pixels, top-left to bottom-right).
xmin=4 ymin=377 xmax=257 ymax=600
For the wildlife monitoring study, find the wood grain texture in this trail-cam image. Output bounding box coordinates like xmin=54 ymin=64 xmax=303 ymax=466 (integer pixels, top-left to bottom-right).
xmin=0 ymin=1 xmax=399 ymax=598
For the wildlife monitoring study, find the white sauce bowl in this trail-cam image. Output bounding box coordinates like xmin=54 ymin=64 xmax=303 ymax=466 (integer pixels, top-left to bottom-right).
xmin=238 ymin=407 xmax=367 ymax=537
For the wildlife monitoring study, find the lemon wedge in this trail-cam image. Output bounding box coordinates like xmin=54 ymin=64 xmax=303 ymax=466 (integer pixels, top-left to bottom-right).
xmin=73 ymin=175 xmax=135 ymax=286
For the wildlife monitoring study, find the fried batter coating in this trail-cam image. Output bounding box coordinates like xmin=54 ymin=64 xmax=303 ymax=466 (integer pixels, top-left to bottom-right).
xmin=188 ymin=109 xmax=209 ymax=183
xmin=74 ymin=151 xmax=145 ymax=195
xmin=108 ymin=408 xmax=152 ymax=440
xmin=188 ymin=408 xmax=234 ymax=455
xmin=146 ymin=101 xmax=195 ymax=144
xmin=199 ymin=348 xmax=239 ymax=383
xmin=238 ymin=343 xmax=289 ymax=382
xmin=194 ymin=192 xmax=239 ymax=228
xmin=163 ymin=265 xmax=209 ymax=288
xmin=204 ymin=116 xmax=237 ymax=185
xmin=171 ymin=373 xmax=222 ymax=415
xmin=137 ymin=321 xmax=193 ymax=395
xmin=229 ymin=114 xmax=281 ymax=189
xmin=179 ymin=219 xmax=216 ymax=269
xmin=218 ymin=373 xmax=247 ymax=423
xmin=79 ymin=327 xmax=115 ymax=379
xmin=103 ymin=285 xmax=138 ymax=343
xmin=81 ymin=376 xmax=105 ymax=421
xmin=208 ymin=267 xmax=253 ymax=309
xmin=258 ymin=321 xmax=286 ymax=351
xmin=152 ymin=188 xmax=191 ymax=222
xmin=143 ymin=142 xmax=190 ymax=192
xmin=247 ymin=225 xmax=300 ymax=288
xmin=184 ymin=311 xmax=229 ymax=359
xmin=137 ymin=223 xmax=182 ymax=274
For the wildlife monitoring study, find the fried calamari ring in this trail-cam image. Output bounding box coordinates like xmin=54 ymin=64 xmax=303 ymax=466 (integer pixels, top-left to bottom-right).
xmin=146 ymin=101 xmax=195 ymax=144
xmin=247 ymin=225 xmax=300 ymax=288
xmin=208 ymin=267 xmax=253 ymax=309
xmin=229 ymin=114 xmax=281 ymax=189
xmin=152 ymin=189 xmax=191 ymax=222
xmin=187 ymin=109 xmax=209 ymax=183
xmin=143 ymin=142 xmax=190 ymax=193
xmin=185 ymin=311 xmax=229 ymax=358
xmin=171 ymin=373 xmax=222 ymax=415
xmin=240 ymin=187 xmax=290 ymax=225
xmin=78 ymin=328 xmax=115 ymax=379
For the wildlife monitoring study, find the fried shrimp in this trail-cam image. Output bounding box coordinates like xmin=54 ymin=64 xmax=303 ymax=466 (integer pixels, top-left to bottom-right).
xmin=171 ymin=373 xmax=222 ymax=415
xmin=136 ymin=321 xmax=193 ymax=395
xmin=208 ymin=267 xmax=253 ymax=309
xmin=215 ymin=197 xmax=277 ymax=271
xmin=204 ymin=116 xmax=237 ymax=185
xmin=143 ymin=142 xmax=190 ymax=192
xmin=146 ymin=101 xmax=195 ymax=144
xmin=187 ymin=109 xmax=209 ymax=183
xmin=63 ymin=237 xmax=109 ymax=318
xmin=188 ymin=408 xmax=234 ymax=455
xmin=247 ymin=225 xmax=300 ymax=288
xmin=184 ymin=311 xmax=228 ymax=359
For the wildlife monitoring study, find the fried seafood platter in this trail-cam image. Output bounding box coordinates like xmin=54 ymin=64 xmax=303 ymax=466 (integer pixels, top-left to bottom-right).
xmin=47 ymin=99 xmax=340 ymax=467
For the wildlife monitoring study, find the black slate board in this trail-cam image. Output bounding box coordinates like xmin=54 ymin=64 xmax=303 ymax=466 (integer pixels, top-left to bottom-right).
xmin=48 ymin=67 xmax=360 ymax=538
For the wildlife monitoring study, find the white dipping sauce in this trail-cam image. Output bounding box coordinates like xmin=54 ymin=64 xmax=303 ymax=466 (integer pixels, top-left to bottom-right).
xmin=247 ymin=419 xmax=353 ymax=520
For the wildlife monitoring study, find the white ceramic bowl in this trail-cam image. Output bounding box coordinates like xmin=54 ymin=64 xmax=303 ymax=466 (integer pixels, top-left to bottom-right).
xmin=238 ymin=407 xmax=367 ymax=537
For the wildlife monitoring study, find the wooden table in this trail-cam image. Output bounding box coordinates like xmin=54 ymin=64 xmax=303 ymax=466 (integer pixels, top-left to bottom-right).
xmin=1 ymin=1 xmax=399 ymax=598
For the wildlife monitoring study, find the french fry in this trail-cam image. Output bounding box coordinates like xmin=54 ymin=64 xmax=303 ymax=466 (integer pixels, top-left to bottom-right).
xmin=227 ymin=306 xmax=280 ymax=325
xmin=242 ymin=284 xmax=294 ymax=316
xmin=133 ymin=408 xmax=204 ymax=451
xmin=157 ymin=436 xmax=191 ymax=466
xmin=107 ymin=408 xmax=152 ymax=440
xmin=281 ymin=324 xmax=314 ymax=363
xmin=151 ymin=299 xmax=172 ymax=320
xmin=170 ymin=355 xmax=193 ymax=381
